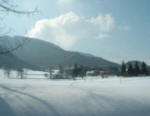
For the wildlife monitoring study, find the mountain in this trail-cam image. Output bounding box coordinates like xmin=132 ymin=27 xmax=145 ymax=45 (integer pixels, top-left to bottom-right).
xmin=0 ymin=36 xmax=119 ymax=71
xmin=0 ymin=52 xmax=38 ymax=70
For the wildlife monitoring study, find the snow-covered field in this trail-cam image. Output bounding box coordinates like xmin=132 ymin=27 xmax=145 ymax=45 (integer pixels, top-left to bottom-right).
xmin=0 ymin=70 xmax=150 ymax=116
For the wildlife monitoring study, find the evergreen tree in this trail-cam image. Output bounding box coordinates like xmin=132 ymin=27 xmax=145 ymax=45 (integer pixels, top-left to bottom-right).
xmin=59 ymin=65 xmax=63 ymax=75
xmin=141 ymin=62 xmax=148 ymax=75
xmin=128 ymin=63 xmax=133 ymax=76
xmin=121 ymin=61 xmax=126 ymax=75
xmin=72 ymin=64 xmax=78 ymax=79
xmin=134 ymin=62 xmax=140 ymax=76
xmin=79 ymin=65 xmax=86 ymax=79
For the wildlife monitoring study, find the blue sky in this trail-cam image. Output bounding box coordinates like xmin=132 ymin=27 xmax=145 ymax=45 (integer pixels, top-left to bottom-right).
xmin=3 ymin=0 xmax=150 ymax=64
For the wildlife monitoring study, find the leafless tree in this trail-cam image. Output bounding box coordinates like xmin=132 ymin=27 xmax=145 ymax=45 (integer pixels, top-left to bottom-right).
xmin=48 ymin=67 xmax=53 ymax=79
xmin=0 ymin=0 xmax=38 ymax=54
xmin=17 ymin=68 xmax=28 ymax=79
xmin=0 ymin=0 xmax=38 ymax=14
xmin=3 ymin=67 xmax=11 ymax=78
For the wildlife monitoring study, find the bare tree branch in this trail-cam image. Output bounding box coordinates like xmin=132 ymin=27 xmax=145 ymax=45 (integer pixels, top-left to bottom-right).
xmin=0 ymin=37 xmax=28 ymax=54
xmin=0 ymin=4 xmax=38 ymax=14
xmin=0 ymin=0 xmax=38 ymax=55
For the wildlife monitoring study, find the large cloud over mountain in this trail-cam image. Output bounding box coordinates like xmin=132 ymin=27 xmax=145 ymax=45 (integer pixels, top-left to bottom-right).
xmin=27 ymin=12 xmax=114 ymax=49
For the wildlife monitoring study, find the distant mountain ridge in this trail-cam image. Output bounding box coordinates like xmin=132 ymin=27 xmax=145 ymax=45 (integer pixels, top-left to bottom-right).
xmin=0 ymin=36 xmax=119 ymax=70
xmin=0 ymin=52 xmax=38 ymax=70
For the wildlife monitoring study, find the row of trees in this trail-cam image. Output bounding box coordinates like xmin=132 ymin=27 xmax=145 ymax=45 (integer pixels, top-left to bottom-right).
xmin=47 ymin=63 xmax=120 ymax=79
xmin=3 ymin=64 xmax=87 ymax=80
xmin=3 ymin=62 xmax=149 ymax=79
xmin=47 ymin=64 xmax=89 ymax=79
xmin=3 ymin=68 xmax=26 ymax=79
xmin=57 ymin=64 xmax=87 ymax=79
xmin=121 ymin=61 xmax=148 ymax=76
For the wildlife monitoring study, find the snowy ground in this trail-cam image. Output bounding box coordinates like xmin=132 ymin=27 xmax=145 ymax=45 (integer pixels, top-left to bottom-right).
xmin=0 ymin=71 xmax=150 ymax=116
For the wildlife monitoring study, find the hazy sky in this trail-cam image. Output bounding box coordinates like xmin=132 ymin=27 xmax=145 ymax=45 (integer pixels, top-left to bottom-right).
xmin=3 ymin=0 xmax=150 ymax=64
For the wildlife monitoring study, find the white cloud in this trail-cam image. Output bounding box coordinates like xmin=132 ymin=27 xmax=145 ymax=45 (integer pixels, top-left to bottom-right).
xmin=119 ymin=25 xmax=131 ymax=31
xmin=58 ymin=0 xmax=74 ymax=5
xmin=27 ymin=12 xmax=114 ymax=49
xmin=90 ymin=14 xmax=114 ymax=32
xmin=98 ymin=33 xmax=110 ymax=39
xmin=123 ymin=25 xmax=131 ymax=31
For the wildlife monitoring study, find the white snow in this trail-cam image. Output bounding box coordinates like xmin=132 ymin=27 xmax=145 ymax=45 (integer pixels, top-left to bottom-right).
xmin=0 ymin=70 xmax=150 ymax=116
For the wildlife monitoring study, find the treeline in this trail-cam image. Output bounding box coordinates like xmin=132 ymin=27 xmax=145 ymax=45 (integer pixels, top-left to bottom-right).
xmin=3 ymin=67 xmax=28 ymax=79
xmin=71 ymin=64 xmax=87 ymax=79
xmin=121 ymin=61 xmax=149 ymax=76
xmin=48 ymin=64 xmax=106 ymax=79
